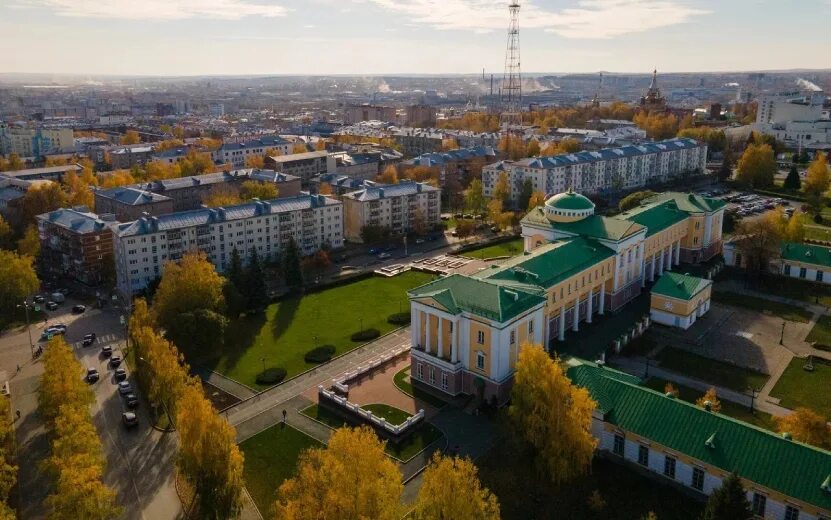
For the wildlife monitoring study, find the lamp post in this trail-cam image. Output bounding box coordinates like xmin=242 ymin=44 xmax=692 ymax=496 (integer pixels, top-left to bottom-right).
xmin=749 ymin=387 xmax=759 ymax=413
xmin=780 ymin=321 xmax=786 ymax=345
xmin=16 ymin=300 xmax=35 ymax=356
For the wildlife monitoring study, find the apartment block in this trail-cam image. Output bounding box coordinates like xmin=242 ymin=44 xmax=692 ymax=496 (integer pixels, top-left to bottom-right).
xmin=113 ymin=194 xmax=343 ymax=297
xmin=264 ymin=150 xmax=334 ymax=185
xmin=213 ymin=136 xmax=292 ymax=168
xmin=0 ymin=123 xmax=74 ymax=157
xmin=343 ymin=104 xmax=397 ymax=125
xmin=342 ymin=181 xmax=441 ymax=242
xmin=482 ymin=138 xmax=707 ymax=205
xmin=36 ymin=207 xmax=115 ymax=286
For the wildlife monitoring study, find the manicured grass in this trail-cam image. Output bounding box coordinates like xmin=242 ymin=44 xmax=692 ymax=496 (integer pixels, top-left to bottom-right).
xmin=239 ymin=423 xmax=323 ymax=515
xmin=770 ymin=356 xmax=831 ymax=416
xmin=461 ymin=237 xmax=523 ymax=259
xmin=300 ymin=404 xmax=444 ymax=462
xmin=752 ymin=274 xmax=831 ymax=308
xmin=643 ymin=377 xmax=776 ymax=431
xmin=478 ymin=444 xmax=703 ymax=520
xmin=654 ymin=348 xmax=769 ymax=393
xmin=393 ymin=367 xmax=448 ymax=408
xmin=362 ymin=403 xmax=411 ymax=425
xmin=712 ymin=290 xmax=813 ymax=323
xmin=806 ymin=315 xmax=831 ymax=347
xmin=207 ymin=271 xmax=434 ymax=388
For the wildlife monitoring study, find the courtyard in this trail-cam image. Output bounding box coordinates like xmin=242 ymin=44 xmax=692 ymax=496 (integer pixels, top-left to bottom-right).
xmin=458 ymin=237 xmax=524 ymax=260
xmin=200 ymin=270 xmax=435 ymax=388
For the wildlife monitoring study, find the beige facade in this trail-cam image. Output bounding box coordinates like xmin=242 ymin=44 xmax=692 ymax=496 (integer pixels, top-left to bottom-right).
xmin=342 ymin=182 xmax=440 ymax=242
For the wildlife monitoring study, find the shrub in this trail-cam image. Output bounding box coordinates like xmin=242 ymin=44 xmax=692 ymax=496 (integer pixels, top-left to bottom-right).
xmin=815 ymin=213 xmax=824 ymax=224
xmin=255 ymin=367 xmax=287 ymax=385
xmin=350 ymin=328 xmax=381 ymax=342
xmin=387 ymin=312 xmax=411 ymax=325
xmin=304 ymin=345 xmax=336 ymax=363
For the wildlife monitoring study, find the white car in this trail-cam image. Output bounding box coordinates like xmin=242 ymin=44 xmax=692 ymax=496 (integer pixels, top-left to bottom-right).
xmin=117 ymin=381 xmax=133 ymax=395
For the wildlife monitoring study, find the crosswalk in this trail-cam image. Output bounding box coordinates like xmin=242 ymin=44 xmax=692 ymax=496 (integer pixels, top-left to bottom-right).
xmin=72 ymin=333 xmax=120 ymax=350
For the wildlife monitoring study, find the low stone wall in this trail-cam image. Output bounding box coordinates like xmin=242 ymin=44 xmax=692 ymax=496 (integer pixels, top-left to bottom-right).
xmin=331 ymin=343 xmax=410 ymax=394
xmin=318 ymin=386 xmax=425 ymax=441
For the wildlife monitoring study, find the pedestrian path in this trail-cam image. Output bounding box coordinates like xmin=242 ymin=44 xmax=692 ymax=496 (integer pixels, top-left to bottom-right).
xmin=193 ymin=366 xmax=257 ymax=400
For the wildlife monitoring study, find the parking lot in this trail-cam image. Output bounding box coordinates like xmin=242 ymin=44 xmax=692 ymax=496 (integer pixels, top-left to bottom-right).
xmin=720 ymin=191 xmax=793 ymax=218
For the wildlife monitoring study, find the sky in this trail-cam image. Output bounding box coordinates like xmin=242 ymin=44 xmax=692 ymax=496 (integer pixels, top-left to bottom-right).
xmin=0 ymin=0 xmax=829 ymax=76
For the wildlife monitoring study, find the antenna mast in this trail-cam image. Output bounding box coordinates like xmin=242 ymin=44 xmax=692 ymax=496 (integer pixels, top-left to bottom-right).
xmin=500 ymin=1 xmax=522 ymax=155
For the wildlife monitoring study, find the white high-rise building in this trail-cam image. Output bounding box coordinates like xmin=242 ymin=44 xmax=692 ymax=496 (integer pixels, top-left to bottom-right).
xmin=113 ymin=194 xmax=342 ymax=298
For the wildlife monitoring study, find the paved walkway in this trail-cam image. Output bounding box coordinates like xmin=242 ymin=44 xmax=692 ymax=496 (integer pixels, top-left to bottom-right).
xmin=718 ymin=278 xmax=828 ymax=316
xmin=227 ymin=328 xmax=411 ymax=431
xmin=193 ymin=366 xmax=257 ymax=400
xmin=611 ymin=356 xmax=792 ymax=417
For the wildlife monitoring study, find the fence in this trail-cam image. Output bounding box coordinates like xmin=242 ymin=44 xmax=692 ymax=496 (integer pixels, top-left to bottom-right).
xmin=318 ymin=385 xmax=425 ymax=436
xmin=332 ymin=343 xmax=411 ymax=394
xmin=613 ymin=315 xmax=652 ymax=353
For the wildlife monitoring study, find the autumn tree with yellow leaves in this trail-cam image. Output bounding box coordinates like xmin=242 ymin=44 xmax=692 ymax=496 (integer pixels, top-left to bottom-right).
xmin=735 ymin=143 xmax=776 ymax=189
xmin=274 ymin=426 xmax=403 ymax=520
xmin=240 ymin=180 xmax=278 ymax=201
xmin=0 ymin=395 xmax=17 ymax=519
xmin=776 ymin=408 xmax=831 ymax=449
xmin=414 ymin=452 xmax=500 ymax=520
xmin=202 ymin=186 xmax=242 ymax=208
xmin=99 ymin=169 xmax=137 ymax=188
xmin=508 ymin=344 xmax=597 ymax=486
xmin=377 ymin=164 xmax=399 ymax=184
xmin=21 ymin=182 xmax=67 ymax=225
xmin=0 ymin=250 xmax=39 ymax=322
xmin=38 ymin=338 xmax=121 ymax=519
xmin=121 ymin=130 xmax=141 ymax=145
xmin=16 ymin=225 xmax=40 ymax=258
xmin=527 ymin=191 xmax=547 ymax=211
xmin=696 ymin=387 xmax=722 ymax=413
xmin=177 ymin=380 xmax=245 ymax=519
xmin=804 ymin=153 xmax=830 ymax=214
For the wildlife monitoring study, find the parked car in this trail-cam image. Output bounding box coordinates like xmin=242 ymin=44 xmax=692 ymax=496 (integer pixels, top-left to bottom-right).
xmin=122 ymin=412 xmax=138 ymax=428
xmin=33 ymin=295 xmax=45 ymax=304
xmin=51 ymin=292 xmax=65 ymax=303
xmin=110 ymin=354 xmax=123 ymax=367
xmin=57 ymin=288 xmax=70 ymax=295
xmin=124 ymin=393 xmax=139 ymax=409
xmin=378 ymin=252 xmax=392 ymax=260
xmin=45 ymin=301 xmax=58 ymax=311
xmin=46 ymin=325 xmax=66 ymax=335
xmin=86 ymin=368 xmax=99 ymax=383
xmin=114 ymin=367 xmax=127 ymax=381
xmin=72 ymin=304 xmax=86 ymax=314
xmin=117 ymin=381 xmax=132 ymax=395
xmin=82 ymin=333 xmax=96 ymax=346
xmin=415 ymin=238 xmax=425 ymax=244
xmin=101 ymin=345 xmax=113 ymax=357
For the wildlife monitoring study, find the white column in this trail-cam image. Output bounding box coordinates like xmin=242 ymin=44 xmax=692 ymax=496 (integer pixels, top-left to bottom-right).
xmin=425 ymin=314 xmax=433 ymax=353
xmin=437 ymin=317 xmax=444 ymax=359
xmin=658 ymin=249 xmax=665 ymax=276
xmin=450 ymin=319 xmax=458 ymax=363
xmin=651 ymin=254 xmax=657 ymax=282
xmin=572 ymin=297 xmax=580 ymax=332
xmin=599 ymin=283 xmax=606 ymax=315
xmin=613 ymin=262 xmax=620 ymax=291
xmin=675 ymin=241 xmax=681 ymax=265
xmin=586 ymin=289 xmax=593 ymax=323
xmin=558 ymin=306 xmax=566 ymax=341
xmin=413 ymin=309 xmax=420 ymax=348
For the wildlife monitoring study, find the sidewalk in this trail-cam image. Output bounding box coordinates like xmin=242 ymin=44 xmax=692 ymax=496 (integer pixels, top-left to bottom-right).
xmin=717 ymin=278 xmax=828 ymax=315
xmin=610 ymin=356 xmax=792 ymax=418
xmin=193 ymin=366 xmax=256 ymax=400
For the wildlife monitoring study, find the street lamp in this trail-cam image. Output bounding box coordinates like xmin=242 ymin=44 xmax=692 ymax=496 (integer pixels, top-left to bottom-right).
xmin=16 ymin=300 xmax=35 ymax=356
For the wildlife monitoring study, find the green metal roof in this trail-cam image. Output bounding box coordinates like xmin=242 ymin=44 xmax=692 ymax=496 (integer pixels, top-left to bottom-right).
xmin=616 ymin=200 xmax=690 ymax=237
xmin=545 ymin=191 xmax=595 ymax=210
xmin=781 ymin=242 xmax=831 ymax=269
xmin=521 ymin=208 xmax=645 ymax=242
xmin=478 ymin=237 xmax=615 ymax=289
xmin=644 ymin=192 xmax=727 ymax=214
xmin=651 ymin=272 xmax=711 ymax=301
xmin=567 ymin=360 xmax=831 ymax=512
xmin=408 ymin=274 xmax=546 ymax=322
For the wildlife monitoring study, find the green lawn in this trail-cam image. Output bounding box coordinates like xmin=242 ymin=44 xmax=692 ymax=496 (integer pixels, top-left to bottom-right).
xmin=770 ymin=356 xmax=831 ymax=416
xmin=362 ymin=403 xmax=411 ymax=425
xmin=478 ymin=443 xmax=703 ymax=520
xmin=752 ymin=274 xmax=831 ymax=308
xmin=654 ymin=348 xmax=769 ymax=393
xmin=206 ymin=271 xmax=434 ymax=388
xmin=807 ymin=316 xmax=831 ymax=347
xmin=300 ymin=404 xmax=444 ymax=462
xmin=239 ymin=423 xmax=323 ymax=515
xmin=643 ymin=377 xmax=776 ymax=431
xmin=712 ymin=291 xmax=813 ymax=323
xmin=393 ymin=367 xmax=448 ymax=408
xmin=461 ymin=238 xmax=524 ymax=259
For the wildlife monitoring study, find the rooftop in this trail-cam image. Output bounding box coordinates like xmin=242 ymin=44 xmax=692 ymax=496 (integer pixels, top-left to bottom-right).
xmin=1 ymin=164 xmax=82 ymax=179
xmin=651 ymin=271 xmax=711 ymax=301
xmin=95 ymin=186 xmax=172 ymax=206
xmin=643 ymin=191 xmax=727 ymax=213
xmin=514 ymin=138 xmax=703 ymax=170
xmin=342 ymin=181 xmax=439 ymax=202
xmin=218 ymin=135 xmax=289 ymax=151
xmin=545 ymin=190 xmax=595 ymax=211
xmin=781 ymin=242 xmax=831 ymax=269
xmin=402 ymin=146 xmax=496 ymax=168
xmin=115 ymin=193 xmax=340 ymax=237
xmin=267 ymin=150 xmax=328 ymax=163
xmin=522 ymin=208 xmax=645 ymax=242
xmin=37 ymin=207 xmax=112 ymax=234
xmin=567 ymin=360 xmax=831 ymax=513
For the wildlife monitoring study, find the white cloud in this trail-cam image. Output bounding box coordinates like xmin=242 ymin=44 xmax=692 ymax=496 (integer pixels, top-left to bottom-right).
xmin=25 ymin=0 xmax=288 ymax=20
xmin=364 ymin=0 xmax=708 ymax=39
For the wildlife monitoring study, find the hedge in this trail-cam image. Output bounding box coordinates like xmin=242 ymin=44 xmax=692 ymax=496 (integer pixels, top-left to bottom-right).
xmin=255 ymin=367 xmax=287 ymax=385
xmin=387 ymin=312 xmax=411 ymax=325
xmin=350 ymin=328 xmax=381 ymax=342
xmin=304 ymin=345 xmax=336 ymax=364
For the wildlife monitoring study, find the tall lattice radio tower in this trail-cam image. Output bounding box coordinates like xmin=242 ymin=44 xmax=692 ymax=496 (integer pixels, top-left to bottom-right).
xmin=500 ymin=1 xmax=522 ymax=148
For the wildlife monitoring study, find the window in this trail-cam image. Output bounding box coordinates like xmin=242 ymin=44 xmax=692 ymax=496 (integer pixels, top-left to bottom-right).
xmin=477 ymin=331 xmax=485 ymax=345
xmin=800 ymin=267 xmax=807 ymax=279
xmin=751 ymin=493 xmax=766 ymax=517
xmin=416 ymin=363 xmax=423 ymax=380
xmin=637 ymin=445 xmax=649 ymax=466
xmin=510 ymin=331 xmax=515 ymax=345
xmin=691 ymin=468 xmax=704 ymax=491
xmin=476 ymin=351 xmax=486 ymax=370
xmin=663 ymin=456 xmax=676 ymax=479
xmin=528 ymin=320 xmax=534 ymax=334
xmin=785 ymin=264 xmax=792 ymax=276
xmin=441 ymin=371 xmax=448 ymax=390
xmin=613 ymin=434 xmax=624 ymax=456
xmin=785 ymin=505 xmax=800 ymax=520
xmin=819 ymin=271 xmax=825 ymax=282
xmin=429 ymin=366 xmax=435 ymax=385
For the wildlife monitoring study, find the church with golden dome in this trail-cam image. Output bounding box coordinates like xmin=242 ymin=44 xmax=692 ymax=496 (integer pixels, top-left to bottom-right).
xmin=407 ymin=189 xmax=725 ymax=403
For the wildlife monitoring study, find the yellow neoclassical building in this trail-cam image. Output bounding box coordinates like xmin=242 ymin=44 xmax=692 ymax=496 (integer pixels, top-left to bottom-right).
xmin=408 ymin=191 xmax=725 ymax=402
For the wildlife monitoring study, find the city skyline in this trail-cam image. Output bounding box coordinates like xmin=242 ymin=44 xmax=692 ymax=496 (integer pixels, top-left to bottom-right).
xmin=1 ymin=0 xmax=830 ymax=76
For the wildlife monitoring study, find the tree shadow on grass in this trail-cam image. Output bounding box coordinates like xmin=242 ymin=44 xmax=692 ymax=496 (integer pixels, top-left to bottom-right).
xmin=198 ymin=311 xmax=267 ymax=375
xmin=269 ymin=296 xmax=301 ymax=345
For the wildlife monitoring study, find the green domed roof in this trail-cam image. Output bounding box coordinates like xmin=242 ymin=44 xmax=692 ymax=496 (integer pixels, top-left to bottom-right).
xmin=545 ymin=191 xmax=594 ymax=211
